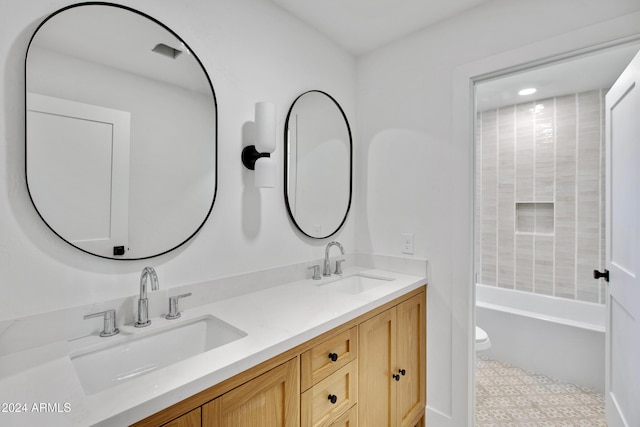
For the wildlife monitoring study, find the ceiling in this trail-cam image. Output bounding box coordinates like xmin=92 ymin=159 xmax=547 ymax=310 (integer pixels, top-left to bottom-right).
xmin=30 ymin=4 xmax=211 ymax=94
xmin=476 ymin=42 xmax=640 ymax=111
xmin=268 ymin=0 xmax=490 ymax=55
xmin=266 ymin=0 xmax=640 ymax=111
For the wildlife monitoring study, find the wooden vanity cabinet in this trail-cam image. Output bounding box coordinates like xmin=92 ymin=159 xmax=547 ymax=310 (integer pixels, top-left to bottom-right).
xmin=300 ymin=327 xmax=358 ymax=426
xmin=157 ymin=358 xmax=299 ymax=427
xmin=134 ymin=286 xmax=426 ymax=427
xmin=160 ymin=408 xmax=200 ymax=427
xmin=202 ymin=358 xmax=299 ymax=426
xmin=358 ymin=292 xmax=426 ymax=427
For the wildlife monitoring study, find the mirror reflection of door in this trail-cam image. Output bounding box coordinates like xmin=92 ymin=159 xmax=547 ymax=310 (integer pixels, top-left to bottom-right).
xmin=27 ymin=93 xmax=130 ymax=254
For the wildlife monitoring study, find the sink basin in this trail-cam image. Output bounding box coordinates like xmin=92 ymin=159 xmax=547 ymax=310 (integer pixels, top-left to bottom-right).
xmin=70 ymin=315 xmax=246 ymax=395
xmin=320 ymin=273 xmax=394 ymax=294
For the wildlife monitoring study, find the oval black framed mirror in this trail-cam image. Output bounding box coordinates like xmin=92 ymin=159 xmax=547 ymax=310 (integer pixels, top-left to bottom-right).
xmin=25 ymin=2 xmax=217 ymax=260
xmin=284 ymin=90 xmax=352 ymax=239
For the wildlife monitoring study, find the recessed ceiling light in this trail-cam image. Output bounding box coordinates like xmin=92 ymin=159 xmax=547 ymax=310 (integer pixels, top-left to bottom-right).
xmin=518 ymin=88 xmax=537 ymax=96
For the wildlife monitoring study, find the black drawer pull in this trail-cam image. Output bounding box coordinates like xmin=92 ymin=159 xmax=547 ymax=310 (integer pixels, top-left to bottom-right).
xmin=328 ymin=394 xmax=338 ymax=404
xmin=328 ymin=352 xmax=338 ymax=362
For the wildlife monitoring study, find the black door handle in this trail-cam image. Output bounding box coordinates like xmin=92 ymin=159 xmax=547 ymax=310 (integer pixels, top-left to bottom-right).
xmin=593 ymin=269 xmax=609 ymax=282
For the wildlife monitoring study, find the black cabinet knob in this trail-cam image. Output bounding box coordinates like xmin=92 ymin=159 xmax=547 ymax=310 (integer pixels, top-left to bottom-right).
xmin=328 ymin=394 xmax=338 ymax=404
xmin=393 ymin=374 xmax=400 ymax=381
xmin=399 ymin=369 xmax=406 ymax=376
xmin=328 ymin=352 xmax=338 ymax=362
xmin=593 ymin=269 xmax=609 ymax=282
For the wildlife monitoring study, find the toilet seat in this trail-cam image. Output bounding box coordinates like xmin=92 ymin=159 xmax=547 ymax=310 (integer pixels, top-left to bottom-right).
xmin=475 ymin=326 xmax=491 ymax=351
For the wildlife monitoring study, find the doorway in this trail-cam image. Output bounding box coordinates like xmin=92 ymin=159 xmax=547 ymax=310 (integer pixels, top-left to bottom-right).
xmin=472 ymin=41 xmax=640 ymax=426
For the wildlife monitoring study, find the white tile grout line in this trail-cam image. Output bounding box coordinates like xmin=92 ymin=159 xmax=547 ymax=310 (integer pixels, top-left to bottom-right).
xmin=532 ymin=101 xmax=537 ymax=294
xmin=496 ymin=107 xmax=500 ymax=287
xmin=513 ymin=105 xmax=517 ymax=290
xmin=574 ymin=93 xmax=580 ymax=300
xmin=598 ymin=88 xmax=604 ymax=305
xmin=552 ymin=97 xmax=557 ymax=297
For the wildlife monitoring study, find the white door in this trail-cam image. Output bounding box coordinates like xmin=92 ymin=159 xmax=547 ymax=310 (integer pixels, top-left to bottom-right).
xmin=604 ymin=49 xmax=640 ymax=427
xmin=27 ymin=93 xmax=131 ymax=256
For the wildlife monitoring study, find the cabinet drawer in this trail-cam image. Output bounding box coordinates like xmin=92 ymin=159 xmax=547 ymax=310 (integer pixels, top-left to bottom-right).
xmin=301 ymin=361 xmax=357 ymax=427
xmin=328 ymin=405 xmax=357 ymax=427
xmin=301 ymin=327 xmax=357 ymax=390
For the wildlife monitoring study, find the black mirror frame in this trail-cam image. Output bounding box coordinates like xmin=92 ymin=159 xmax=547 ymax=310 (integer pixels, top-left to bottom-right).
xmin=283 ymin=90 xmax=353 ymax=239
xmin=24 ymin=2 xmax=218 ymax=260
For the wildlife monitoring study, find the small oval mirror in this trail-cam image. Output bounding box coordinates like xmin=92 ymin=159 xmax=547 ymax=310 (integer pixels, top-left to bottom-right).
xmin=25 ymin=3 xmax=217 ymax=260
xmin=284 ymin=91 xmax=352 ymax=238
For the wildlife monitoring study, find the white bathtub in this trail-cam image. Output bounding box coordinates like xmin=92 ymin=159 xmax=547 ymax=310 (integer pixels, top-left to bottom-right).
xmin=475 ymin=284 xmax=605 ymax=392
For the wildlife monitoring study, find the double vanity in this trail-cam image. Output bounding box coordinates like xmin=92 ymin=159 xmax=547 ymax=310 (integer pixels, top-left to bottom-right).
xmin=0 ymin=257 xmax=426 ymax=426
xmin=10 ymin=3 xmax=427 ymax=426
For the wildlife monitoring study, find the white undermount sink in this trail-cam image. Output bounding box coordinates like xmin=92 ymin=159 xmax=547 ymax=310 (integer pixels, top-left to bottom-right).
xmin=319 ymin=273 xmax=394 ymax=294
xmin=70 ymin=315 xmax=246 ymax=395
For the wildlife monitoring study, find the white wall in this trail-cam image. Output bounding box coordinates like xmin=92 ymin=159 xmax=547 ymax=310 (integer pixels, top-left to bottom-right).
xmin=355 ymin=0 xmax=640 ymax=425
xmin=0 ymin=0 xmax=356 ymax=319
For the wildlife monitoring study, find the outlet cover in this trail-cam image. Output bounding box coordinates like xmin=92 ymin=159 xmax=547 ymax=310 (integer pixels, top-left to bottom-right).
xmin=401 ymin=233 xmax=414 ymax=254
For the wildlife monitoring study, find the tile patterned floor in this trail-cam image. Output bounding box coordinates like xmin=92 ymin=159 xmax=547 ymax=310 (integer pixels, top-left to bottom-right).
xmin=475 ymin=356 xmax=606 ymax=426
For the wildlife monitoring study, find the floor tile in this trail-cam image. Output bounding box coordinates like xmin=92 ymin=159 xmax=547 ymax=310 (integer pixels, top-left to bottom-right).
xmin=475 ymin=356 xmax=605 ymax=426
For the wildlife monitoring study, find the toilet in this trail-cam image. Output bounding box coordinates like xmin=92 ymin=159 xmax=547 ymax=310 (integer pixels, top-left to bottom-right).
xmin=475 ymin=326 xmax=491 ymax=352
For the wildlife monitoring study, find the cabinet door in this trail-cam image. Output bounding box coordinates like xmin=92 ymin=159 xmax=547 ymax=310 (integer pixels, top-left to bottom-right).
xmin=202 ymin=358 xmax=299 ymax=427
xmin=162 ymin=408 xmax=201 ymax=427
xmin=396 ymin=293 xmax=426 ymax=427
xmin=358 ymin=308 xmax=396 ymax=427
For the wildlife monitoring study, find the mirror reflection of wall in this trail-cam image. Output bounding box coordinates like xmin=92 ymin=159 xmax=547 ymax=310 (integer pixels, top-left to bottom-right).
xmin=285 ymin=91 xmax=352 ymax=238
xmin=25 ymin=4 xmax=217 ymax=259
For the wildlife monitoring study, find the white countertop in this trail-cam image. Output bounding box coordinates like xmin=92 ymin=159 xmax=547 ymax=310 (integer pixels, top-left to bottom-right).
xmin=0 ymin=266 xmax=425 ymax=426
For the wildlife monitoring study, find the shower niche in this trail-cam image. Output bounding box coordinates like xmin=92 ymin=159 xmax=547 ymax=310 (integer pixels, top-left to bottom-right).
xmin=515 ymin=202 xmax=554 ymax=234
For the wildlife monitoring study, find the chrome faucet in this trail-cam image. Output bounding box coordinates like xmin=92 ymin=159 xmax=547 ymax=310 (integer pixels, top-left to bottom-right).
xmin=135 ymin=267 xmax=159 ymax=327
xmin=323 ymin=241 xmax=345 ymax=276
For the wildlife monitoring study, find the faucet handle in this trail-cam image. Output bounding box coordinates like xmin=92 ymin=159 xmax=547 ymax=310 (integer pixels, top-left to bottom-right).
xmin=308 ymin=264 xmax=322 ymax=280
xmin=166 ymin=293 xmax=192 ymax=320
xmin=334 ymin=259 xmax=345 ymax=275
xmin=84 ymin=309 xmax=119 ymax=337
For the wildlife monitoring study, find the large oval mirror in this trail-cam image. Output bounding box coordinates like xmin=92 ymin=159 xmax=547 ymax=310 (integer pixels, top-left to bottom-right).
xmin=25 ymin=3 xmax=217 ymax=260
xmin=284 ymin=91 xmax=352 ymax=238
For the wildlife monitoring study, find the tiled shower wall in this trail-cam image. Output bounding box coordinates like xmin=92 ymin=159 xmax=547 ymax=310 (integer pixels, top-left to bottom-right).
xmin=475 ymin=90 xmax=606 ymax=304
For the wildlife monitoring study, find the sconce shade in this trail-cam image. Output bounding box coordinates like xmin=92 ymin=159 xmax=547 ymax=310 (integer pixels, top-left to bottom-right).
xmin=255 ymin=102 xmax=276 ymax=153
xmin=242 ymin=101 xmax=276 ymax=188
xmin=254 ymin=156 xmax=276 ymax=188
